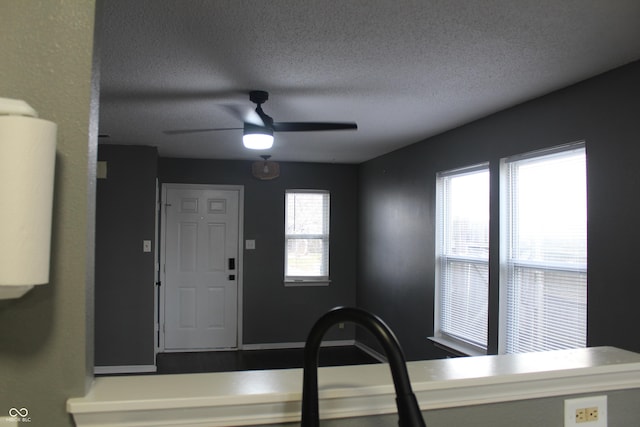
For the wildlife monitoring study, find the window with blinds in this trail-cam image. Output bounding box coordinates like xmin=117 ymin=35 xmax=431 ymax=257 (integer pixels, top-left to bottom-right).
xmin=501 ymin=143 xmax=587 ymax=354
xmin=435 ymin=164 xmax=490 ymax=354
xmin=285 ymin=190 xmax=330 ymax=283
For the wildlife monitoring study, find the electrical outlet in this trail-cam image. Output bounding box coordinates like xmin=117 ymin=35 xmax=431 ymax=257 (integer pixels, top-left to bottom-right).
xmin=586 ymin=407 xmax=599 ymax=421
xmin=565 ymin=396 xmax=607 ymax=427
xmin=575 ymin=408 xmax=587 ymax=423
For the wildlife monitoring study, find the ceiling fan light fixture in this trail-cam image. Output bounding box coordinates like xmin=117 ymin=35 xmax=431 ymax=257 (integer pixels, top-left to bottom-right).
xmin=243 ymin=125 xmax=274 ymax=150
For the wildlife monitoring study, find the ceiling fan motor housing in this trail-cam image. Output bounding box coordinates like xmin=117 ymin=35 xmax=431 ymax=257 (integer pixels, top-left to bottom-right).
xmin=249 ymin=90 xmax=269 ymax=105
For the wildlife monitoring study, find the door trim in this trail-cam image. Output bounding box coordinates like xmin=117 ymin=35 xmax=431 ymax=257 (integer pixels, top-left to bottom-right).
xmin=154 ymin=179 xmax=160 ymax=358
xmin=158 ymin=183 xmax=244 ymax=352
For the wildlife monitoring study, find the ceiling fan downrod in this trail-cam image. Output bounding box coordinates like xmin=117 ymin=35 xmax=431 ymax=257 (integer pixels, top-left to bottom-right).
xmin=250 ymin=91 xmax=274 ymax=129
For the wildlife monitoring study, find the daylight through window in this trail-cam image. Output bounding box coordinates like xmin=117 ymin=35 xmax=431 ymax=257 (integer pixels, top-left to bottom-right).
xmin=435 ymin=164 xmax=490 ymax=354
xmin=501 ymin=143 xmax=587 ymax=353
xmin=285 ymin=190 xmax=330 ymax=283
xmin=433 ymin=142 xmax=587 ymax=356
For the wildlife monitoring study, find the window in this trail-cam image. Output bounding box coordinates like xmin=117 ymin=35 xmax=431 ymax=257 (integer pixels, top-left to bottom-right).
xmin=285 ymin=190 xmax=330 ymax=284
xmin=501 ymin=143 xmax=587 ymax=354
xmin=432 ymin=142 xmax=587 ymax=356
xmin=434 ymin=164 xmax=490 ymax=354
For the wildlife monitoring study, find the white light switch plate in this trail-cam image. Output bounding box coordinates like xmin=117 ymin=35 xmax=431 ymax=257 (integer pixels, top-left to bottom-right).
xmin=245 ymin=240 xmax=256 ymax=250
xmin=97 ymin=161 xmax=108 ymax=179
xmin=143 ymin=240 xmax=152 ymax=253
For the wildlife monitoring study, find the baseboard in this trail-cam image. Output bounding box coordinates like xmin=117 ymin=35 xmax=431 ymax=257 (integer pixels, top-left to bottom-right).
xmin=94 ymin=365 xmax=157 ymax=375
xmin=354 ymin=341 xmax=387 ymax=363
xmin=241 ymin=339 xmax=355 ymax=351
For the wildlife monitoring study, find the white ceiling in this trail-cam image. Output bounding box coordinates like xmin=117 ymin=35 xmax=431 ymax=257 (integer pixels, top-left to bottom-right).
xmin=97 ymin=0 xmax=640 ymax=164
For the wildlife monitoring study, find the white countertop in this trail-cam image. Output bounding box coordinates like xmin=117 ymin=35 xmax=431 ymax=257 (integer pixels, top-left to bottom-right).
xmin=67 ymin=346 xmax=640 ymax=427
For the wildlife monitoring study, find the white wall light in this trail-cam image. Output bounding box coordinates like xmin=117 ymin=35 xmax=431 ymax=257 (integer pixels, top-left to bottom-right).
xmin=243 ymin=124 xmax=273 ymax=150
xmin=0 ymin=98 xmax=57 ymax=299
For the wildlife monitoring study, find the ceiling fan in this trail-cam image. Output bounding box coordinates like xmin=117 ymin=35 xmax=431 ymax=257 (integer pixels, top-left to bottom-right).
xmin=163 ymin=90 xmax=357 ymax=149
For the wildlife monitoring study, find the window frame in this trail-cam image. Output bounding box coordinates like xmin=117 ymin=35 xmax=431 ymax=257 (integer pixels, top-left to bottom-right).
xmin=498 ymin=141 xmax=587 ymax=354
xmin=431 ymin=142 xmax=587 ymax=357
xmin=433 ymin=163 xmax=490 ymax=356
xmin=284 ymin=189 xmax=331 ymax=287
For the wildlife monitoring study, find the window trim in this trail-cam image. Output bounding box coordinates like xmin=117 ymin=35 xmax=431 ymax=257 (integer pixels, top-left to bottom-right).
xmin=498 ymin=141 xmax=587 ymax=354
xmin=431 ymin=142 xmax=587 ymax=357
xmin=284 ymin=189 xmax=331 ymax=286
xmin=433 ymin=162 xmax=490 ymax=356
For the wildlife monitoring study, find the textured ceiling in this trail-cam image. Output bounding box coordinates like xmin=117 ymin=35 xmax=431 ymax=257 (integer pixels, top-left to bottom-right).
xmin=97 ymin=0 xmax=640 ymax=163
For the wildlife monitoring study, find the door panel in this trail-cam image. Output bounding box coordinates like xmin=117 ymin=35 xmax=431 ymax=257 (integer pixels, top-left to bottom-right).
xmin=207 ymin=287 xmax=226 ymax=327
xmin=179 ymin=222 xmax=197 ymax=272
xmin=179 ymin=287 xmax=197 ymax=328
xmin=163 ymin=185 xmax=239 ymax=351
xmin=207 ymin=223 xmax=226 ymax=271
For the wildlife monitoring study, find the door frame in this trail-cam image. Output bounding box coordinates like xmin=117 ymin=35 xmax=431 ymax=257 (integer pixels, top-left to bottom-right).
xmin=157 ymin=183 xmax=244 ymax=353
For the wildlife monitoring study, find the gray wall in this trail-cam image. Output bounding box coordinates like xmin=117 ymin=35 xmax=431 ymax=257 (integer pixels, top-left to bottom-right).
xmin=95 ymin=145 xmax=157 ymax=366
xmin=0 ymin=2 xmax=97 ymax=427
xmin=159 ymin=158 xmax=359 ymax=344
xmin=93 ymin=153 xmax=358 ymax=365
xmin=357 ymin=60 xmax=640 ymax=360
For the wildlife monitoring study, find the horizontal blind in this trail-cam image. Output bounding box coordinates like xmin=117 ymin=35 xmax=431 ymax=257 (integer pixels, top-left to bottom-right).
xmin=440 ymin=258 xmax=489 ymax=348
xmin=506 ymin=267 xmax=586 ymax=353
xmin=504 ymin=144 xmax=586 ymax=354
xmin=436 ymin=165 xmax=489 ymax=351
xmin=285 ymin=191 xmax=330 ymax=278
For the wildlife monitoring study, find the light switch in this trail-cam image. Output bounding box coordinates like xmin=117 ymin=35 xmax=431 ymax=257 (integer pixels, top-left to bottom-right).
xmin=245 ymin=239 xmax=256 ymax=250
xmin=143 ymin=240 xmax=152 ymax=252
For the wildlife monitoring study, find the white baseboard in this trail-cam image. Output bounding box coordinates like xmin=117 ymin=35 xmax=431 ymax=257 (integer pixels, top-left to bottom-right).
xmin=162 ymin=347 xmax=239 ymax=353
xmin=94 ymin=365 xmax=157 ymax=375
xmin=241 ymin=340 xmax=355 ymax=351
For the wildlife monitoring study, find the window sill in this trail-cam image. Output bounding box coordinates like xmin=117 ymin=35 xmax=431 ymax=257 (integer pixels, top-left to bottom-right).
xmin=428 ymin=336 xmax=487 ymax=357
xmin=284 ymin=279 xmax=331 ymax=287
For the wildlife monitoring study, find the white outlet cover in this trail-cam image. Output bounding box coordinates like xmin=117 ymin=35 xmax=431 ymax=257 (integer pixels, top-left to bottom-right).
xmin=564 ymin=395 xmax=607 ymax=427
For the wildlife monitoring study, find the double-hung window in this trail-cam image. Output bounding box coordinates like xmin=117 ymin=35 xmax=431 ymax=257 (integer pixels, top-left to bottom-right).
xmin=501 ymin=143 xmax=587 ymax=354
xmin=284 ymin=190 xmax=330 ymax=284
xmin=433 ymin=142 xmax=587 ymax=356
xmin=434 ymin=164 xmax=490 ymax=354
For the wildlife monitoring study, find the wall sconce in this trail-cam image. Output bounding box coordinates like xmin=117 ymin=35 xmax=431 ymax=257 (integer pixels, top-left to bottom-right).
xmin=0 ymin=98 xmax=57 ymax=299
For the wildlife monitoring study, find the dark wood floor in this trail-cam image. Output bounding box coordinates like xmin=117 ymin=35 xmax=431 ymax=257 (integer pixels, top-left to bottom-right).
xmin=155 ymin=345 xmax=380 ymax=375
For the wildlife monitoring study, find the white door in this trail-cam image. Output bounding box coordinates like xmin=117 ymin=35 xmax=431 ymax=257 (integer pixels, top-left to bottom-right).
xmin=162 ymin=185 xmax=240 ymax=351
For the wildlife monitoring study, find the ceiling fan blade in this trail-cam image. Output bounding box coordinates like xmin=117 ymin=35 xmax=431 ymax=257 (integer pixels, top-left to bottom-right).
xmin=272 ymin=122 xmax=357 ymax=132
xmin=221 ymin=104 xmax=264 ymax=126
xmin=163 ymin=127 xmax=241 ymax=135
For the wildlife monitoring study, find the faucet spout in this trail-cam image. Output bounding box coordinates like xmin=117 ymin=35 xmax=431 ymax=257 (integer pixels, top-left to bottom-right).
xmin=301 ymin=306 xmax=426 ymax=427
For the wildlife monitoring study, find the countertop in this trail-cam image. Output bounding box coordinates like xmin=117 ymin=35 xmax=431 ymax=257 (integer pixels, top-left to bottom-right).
xmin=67 ymin=346 xmax=640 ymax=426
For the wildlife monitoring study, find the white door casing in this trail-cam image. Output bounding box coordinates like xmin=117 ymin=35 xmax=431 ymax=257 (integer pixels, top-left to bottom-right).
xmin=160 ymin=184 xmax=243 ymax=351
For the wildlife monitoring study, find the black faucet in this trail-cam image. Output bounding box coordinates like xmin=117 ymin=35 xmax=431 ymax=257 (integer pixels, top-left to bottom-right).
xmin=301 ymin=306 xmax=427 ymax=427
